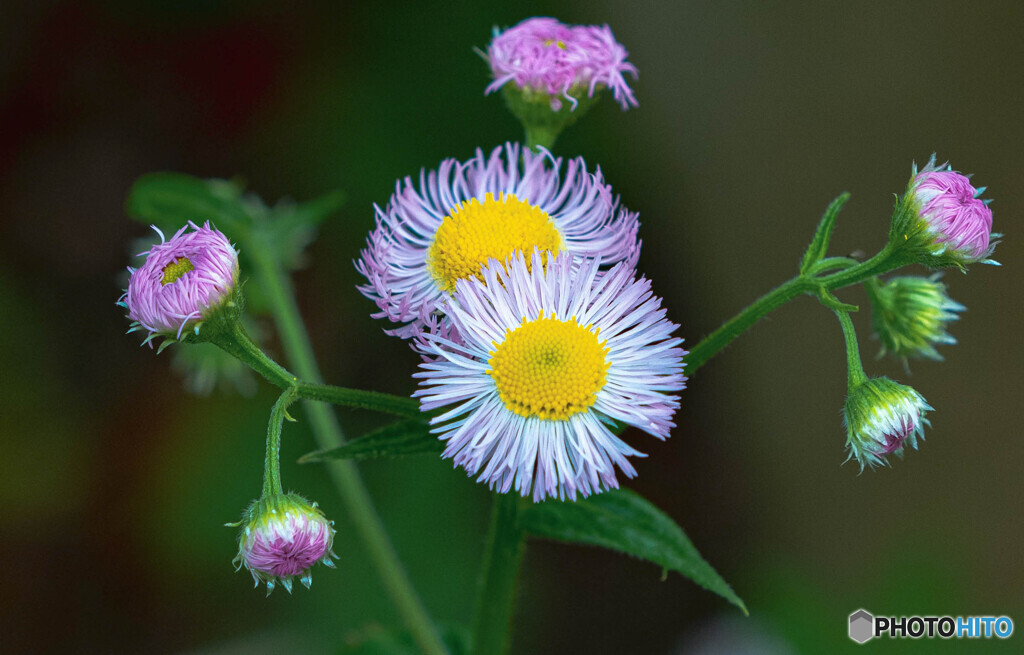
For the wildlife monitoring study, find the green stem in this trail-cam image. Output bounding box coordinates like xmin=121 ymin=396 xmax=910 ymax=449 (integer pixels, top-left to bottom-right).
xmin=684 ymin=276 xmax=816 ymax=376
xmin=211 ymin=325 xmax=420 ymax=417
xmin=470 ymin=494 xmax=526 ymax=655
xmin=818 ymin=244 xmax=902 ymax=290
xmin=247 ymin=248 xmax=448 ymax=655
xmin=685 ymin=245 xmax=906 ymax=376
xmin=262 ymin=387 xmax=299 ymax=498
xmin=296 ymin=382 xmax=422 ymax=418
xmin=208 ymin=321 xmax=296 ymax=389
xmin=834 ymin=309 xmax=868 ymax=388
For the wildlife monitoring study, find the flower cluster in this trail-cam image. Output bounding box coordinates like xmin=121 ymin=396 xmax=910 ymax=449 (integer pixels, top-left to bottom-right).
xmin=116 ymin=14 xmax=1008 ymax=615
xmin=358 ymin=144 xmax=685 ymax=500
xmin=485 ymin=17 xmax=638 ymax=111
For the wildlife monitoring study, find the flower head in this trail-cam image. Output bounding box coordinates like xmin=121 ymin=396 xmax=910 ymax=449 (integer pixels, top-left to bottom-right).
xmin=356 ymin=143 xmax=641 ymax=338
xmin=414 ymin=251 xmax=686 ymax=501
xmin=231 ymin=493 xmax=337 ymax=595
xmin=867 ymin=275 xmax=965 ymax=362
xmin=120 ymin=222 xmax=239 ymax=345
xmin=485 ymin=17 xmax=638 ymax=111
xmin=891 ymin=157 xmax=997 ymax=268
xmin=843 ymin=377 xmax=931 ymax=470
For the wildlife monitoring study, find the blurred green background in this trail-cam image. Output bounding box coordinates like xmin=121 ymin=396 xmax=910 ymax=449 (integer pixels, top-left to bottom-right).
xmin=1 ymin=1 xmax=1021 ymax=653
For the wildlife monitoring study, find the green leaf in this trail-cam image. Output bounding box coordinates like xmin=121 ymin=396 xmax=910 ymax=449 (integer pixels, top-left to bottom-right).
xmin=298 ymin=418 xmax=441 ymax=463
xmin=800 ymin=192 xmax=851 ymax=276
xmin=518 ymin=488 xmax=747 ymax=614
xmin=126 ymin=173 xmax=252 ymax=237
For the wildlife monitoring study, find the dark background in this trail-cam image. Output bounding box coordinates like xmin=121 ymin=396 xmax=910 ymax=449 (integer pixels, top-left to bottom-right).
xmin=1 ymin=1 xmax=1021 ymax=653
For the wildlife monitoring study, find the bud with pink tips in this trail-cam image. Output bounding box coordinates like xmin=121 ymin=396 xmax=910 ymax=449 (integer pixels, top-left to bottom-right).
xmin=843 ymin=377 xmax=931 ymax=470
xmin=483 ymin=17 xmax=638 ymax=149
xmin=890 ymin=156 xmax=998 ymax=269
xmin=230 ymin=493 xmax=337 ymax=595
xmin=119 ymin=221 xmax=240 ymax=349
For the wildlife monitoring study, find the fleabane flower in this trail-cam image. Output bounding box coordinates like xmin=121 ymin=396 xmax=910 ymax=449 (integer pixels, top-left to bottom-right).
xmin=890 ymin=156 xmax=998 ymax=268
xmin=843 ymin=377 xmax=931 ymax=470
xmin=120 ymin=221 xmax=239 ymax=347
xmin=231 ymin=493 xmax=337 ymax=595
xmin=356 ymin=142 xmax=641 ymax=338
xmin=485 ymin=17 xmax=638 ymax=112
xmin=867 ymin=275 xmax=965 ymax=362
xmin=414 ymin=251 xmax=686 ymax=501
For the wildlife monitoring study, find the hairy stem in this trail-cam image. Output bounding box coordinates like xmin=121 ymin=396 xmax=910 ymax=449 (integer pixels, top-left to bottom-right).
xmin=684 ymin=276 xmax=816 ymax=376
xmin=834 ymin=309 xmax=868 ymax=388
xmin=685 ymin=245 xmax=904 ymax=376
xmin=262 ymin=387 xmax=298 ymax=498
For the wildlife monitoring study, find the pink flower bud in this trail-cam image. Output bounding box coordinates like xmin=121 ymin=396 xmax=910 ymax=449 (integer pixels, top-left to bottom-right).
xmin=232 ymin=494 xmax=337 ymax=595
xmin=120 ymin=222 xmax=239 ymax=343
xmin=891 ymin=157 xmax=998 ymax=268
xmin=485 ymin=17 xmax=638 ymax=111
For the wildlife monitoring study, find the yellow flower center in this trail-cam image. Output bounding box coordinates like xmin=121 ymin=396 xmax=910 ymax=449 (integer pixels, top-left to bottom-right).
xmin=161 ymin=256 xmax=194 ymax=285
xmin=544 ymin=38 xmax=567 ymax=49
xmin=488 ymin=312 xmax=609 ymax=420
xmin=426 ymin=192 xmax=561 ymax=293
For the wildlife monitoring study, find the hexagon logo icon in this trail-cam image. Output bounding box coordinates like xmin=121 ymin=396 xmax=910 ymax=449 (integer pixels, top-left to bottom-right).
xmin=849 ymin=609 xmax=874 ymax=644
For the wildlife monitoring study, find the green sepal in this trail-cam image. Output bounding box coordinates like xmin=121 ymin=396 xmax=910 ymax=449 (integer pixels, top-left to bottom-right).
xmin=518 ymin=488 xmax=748 ymax=614
xmin=298 ymin=418 xmax=440 ymax=463
xmin=176 ymin=282 xmax=246 ymax=347
xmin=501 ymin=84 xmax=602 ymax=151
xmin=800 ymin=192 xmax=850 ymax=276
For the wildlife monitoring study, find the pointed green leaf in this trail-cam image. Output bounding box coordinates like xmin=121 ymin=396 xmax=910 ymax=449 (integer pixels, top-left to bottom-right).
xmin=800 ymin=192 xmax=851 ymax=275
xmin=126 ymin=173 xmax=252 ymax=236
xmin=519 ymin=488 xmax=747 ymax=613
xmin=298 ymin=418 xmax=441 ymax=463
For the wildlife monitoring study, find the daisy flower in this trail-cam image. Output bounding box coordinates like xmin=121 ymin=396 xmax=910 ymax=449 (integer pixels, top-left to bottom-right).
xmin=356 ymin=142 xmax=641 ymax=338
xmin=414 ymin=251 xmax=686 ymax=501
